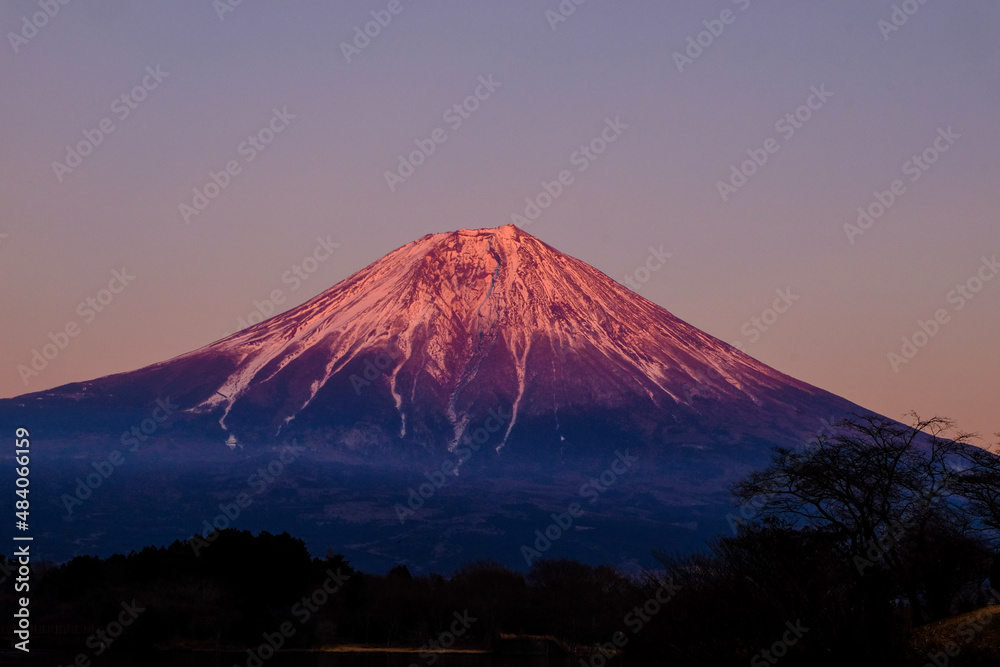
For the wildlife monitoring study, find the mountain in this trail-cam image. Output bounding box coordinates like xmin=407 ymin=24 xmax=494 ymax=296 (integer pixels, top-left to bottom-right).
xmin=10 ymin=224 xmax=859 ymax=452
xmin=1 ymin=225 xmax=871 ymax=572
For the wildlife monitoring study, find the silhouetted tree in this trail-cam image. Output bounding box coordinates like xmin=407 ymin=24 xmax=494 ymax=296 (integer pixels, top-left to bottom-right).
xmin=732 ymin=413 xmax=978 ymax=623
xmin=452 ymin=559 xmax=527 ymax=640
xmin=956 ymin=437 xmax=1000 ymax=536
xmin=639 ymin=521 xmax=874 ymax=665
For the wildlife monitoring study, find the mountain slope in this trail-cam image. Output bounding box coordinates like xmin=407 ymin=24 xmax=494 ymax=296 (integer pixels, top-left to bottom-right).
xmin=7 ymin=224 xmax=861 ymax=457
xmin=0 ymin=224 xmax=880 ymax=571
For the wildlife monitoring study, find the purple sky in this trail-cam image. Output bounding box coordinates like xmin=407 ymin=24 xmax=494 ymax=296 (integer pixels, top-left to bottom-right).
xmin=1 ymin=1 xmax=998 ymax=442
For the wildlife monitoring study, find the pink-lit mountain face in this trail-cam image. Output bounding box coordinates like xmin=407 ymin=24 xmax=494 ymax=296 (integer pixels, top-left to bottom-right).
xmin=4 ymin=225 xmax=877 ymax=571
xmin=13 ymin=224 xmax=863 ymax=461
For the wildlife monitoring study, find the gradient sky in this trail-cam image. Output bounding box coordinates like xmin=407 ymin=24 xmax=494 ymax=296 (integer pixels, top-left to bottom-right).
xmin=1 ymin=1 xmax=998 ymax=442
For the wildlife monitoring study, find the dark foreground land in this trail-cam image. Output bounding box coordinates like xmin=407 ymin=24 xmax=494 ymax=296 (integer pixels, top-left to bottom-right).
xmin=3 ymin=527 xmax=1000 ymax=667
xmin=6 ymin=415 xmax=1000 ymax=665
